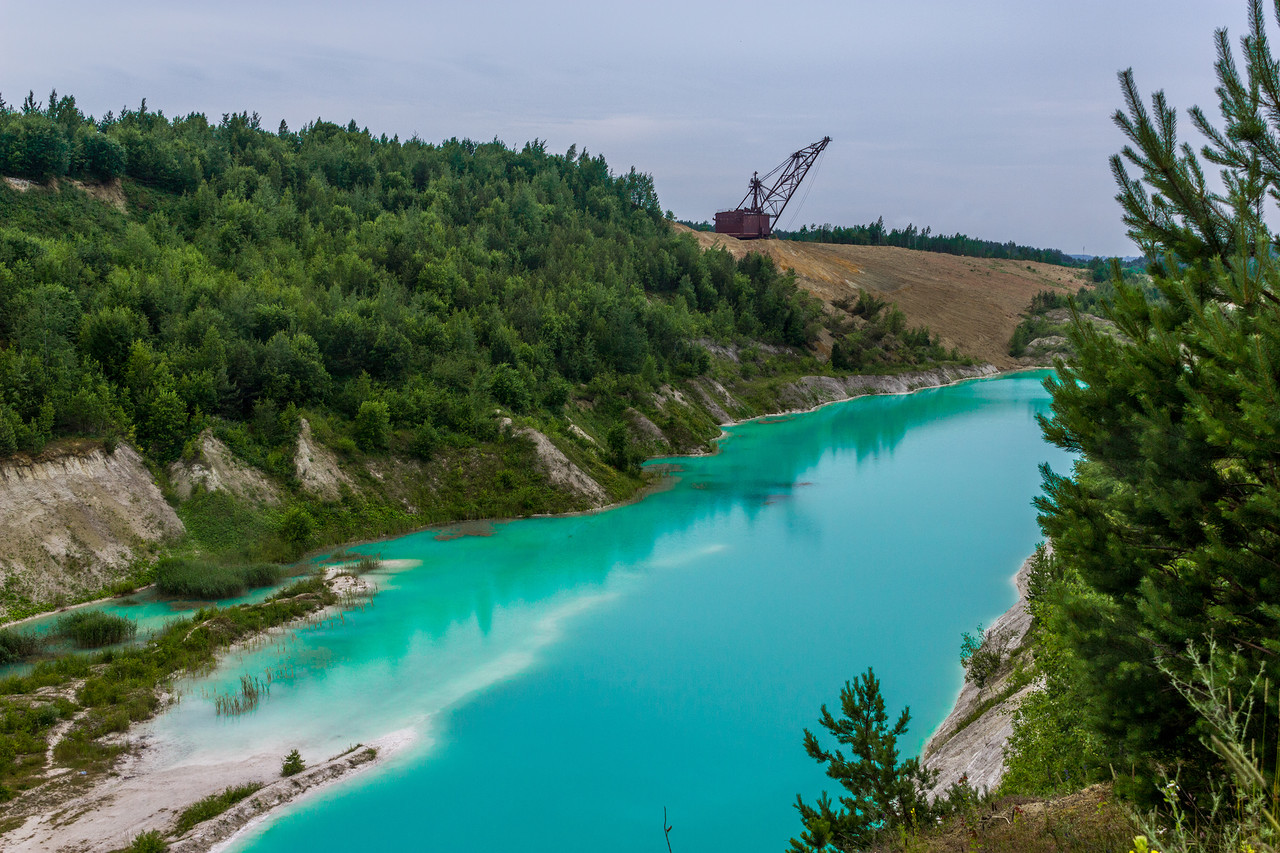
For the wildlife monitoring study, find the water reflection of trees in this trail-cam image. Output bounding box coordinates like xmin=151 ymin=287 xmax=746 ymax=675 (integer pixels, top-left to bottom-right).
xmin=323 ymin=377 xmax=1050 ymax=664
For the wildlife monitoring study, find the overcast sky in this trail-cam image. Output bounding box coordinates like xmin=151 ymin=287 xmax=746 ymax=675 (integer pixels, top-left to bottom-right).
xmin=0 ymin=0 xmax=1247 ymax=256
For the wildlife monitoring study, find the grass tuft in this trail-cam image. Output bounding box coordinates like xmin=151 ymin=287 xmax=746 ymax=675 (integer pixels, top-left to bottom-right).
xmin=174 ymin=782 xmax=263 ymax=835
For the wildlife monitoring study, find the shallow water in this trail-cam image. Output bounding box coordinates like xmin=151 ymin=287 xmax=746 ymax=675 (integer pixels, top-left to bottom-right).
xmin=143 ymin=371 xmax=1070 ymax=852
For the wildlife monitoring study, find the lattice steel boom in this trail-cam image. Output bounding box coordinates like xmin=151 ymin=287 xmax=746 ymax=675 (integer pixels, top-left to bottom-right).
xmin=715 ymin=137 xmax=830 ymax=239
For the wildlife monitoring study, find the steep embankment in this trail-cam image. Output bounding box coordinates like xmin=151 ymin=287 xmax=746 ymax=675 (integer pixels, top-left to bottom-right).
xmin=675 ymin=226 xmax=1089 ymax=368
xmin=922 ymin=552 xmax=1039 ymax=797
xmin=0 ymin=443 xmax=184 ymax=619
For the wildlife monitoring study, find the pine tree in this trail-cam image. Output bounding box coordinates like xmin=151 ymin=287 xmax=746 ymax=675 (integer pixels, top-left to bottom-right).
xmin=281 ymin=749 xmax=305 ymax=777
xmin=1037 ymin=0 xmax=1280 ymax=803
xmin=789 ymin=669 xmax=935 ymax=852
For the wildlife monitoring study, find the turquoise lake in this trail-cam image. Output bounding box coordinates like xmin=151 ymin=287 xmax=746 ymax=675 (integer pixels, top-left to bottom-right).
xmin=141 ymin=371 xmax=1070 ymax=852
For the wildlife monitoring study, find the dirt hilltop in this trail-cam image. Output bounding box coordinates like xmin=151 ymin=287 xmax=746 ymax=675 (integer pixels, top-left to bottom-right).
xmin=673 ymin=225 xmax=1089 ymax=368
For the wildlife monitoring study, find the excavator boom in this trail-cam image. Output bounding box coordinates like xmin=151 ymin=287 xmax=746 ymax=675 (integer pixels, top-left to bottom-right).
xmin=715 ymin=136 xmax=830 ymax=239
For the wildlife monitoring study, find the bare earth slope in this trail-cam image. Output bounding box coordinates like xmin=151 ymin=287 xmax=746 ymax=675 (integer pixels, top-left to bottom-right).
xmin=0 ymin=443 xmax=184 ymax=619
xmin=675 ymin=225 xmax=1088 ymax=368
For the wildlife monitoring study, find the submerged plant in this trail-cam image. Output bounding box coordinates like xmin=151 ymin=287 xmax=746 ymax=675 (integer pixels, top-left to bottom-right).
xmin=214 ymin=675 xmax=267 ymax=716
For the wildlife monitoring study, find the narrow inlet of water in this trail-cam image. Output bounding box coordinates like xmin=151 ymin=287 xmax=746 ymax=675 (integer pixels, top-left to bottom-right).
xmin=139 ymin=371 xmax=1070 ymax=852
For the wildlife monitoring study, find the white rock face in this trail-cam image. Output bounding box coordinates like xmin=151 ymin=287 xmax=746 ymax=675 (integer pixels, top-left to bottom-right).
xmin=0 ymin=444 xmax=184 ymax=618
xmin=517 ymin=428 xmax=609 ymax=506
xmin=294 ymin=419 xmax=355 ymax=501
xmin=168 ymin=429 xmax=280 ymax=504
xmin=776 ymin=364 xmax=1000 ymax=417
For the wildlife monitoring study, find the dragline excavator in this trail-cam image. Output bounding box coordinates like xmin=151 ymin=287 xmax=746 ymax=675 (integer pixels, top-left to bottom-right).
xmin=714 ymin=136 xmax=830 ymax=240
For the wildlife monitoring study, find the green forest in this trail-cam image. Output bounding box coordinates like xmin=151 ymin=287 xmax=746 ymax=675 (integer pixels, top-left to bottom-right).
xmin=0 ymin=86 xmax=974 ymax=609
xmin=0 ymin=90 xmax=835 ymax=466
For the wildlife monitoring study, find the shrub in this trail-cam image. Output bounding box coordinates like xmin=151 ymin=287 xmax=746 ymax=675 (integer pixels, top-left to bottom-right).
xmin=410 ymin=421 xmax=438 ymax=460
xmin=125 ymin=830 xmax=168 ymax=853
xmin=353 ymin=399 xmax=390 ymax=451
xmin=277 ymin=505 xmax=315 ymax=547
xmin=56 ymin=611 xmax=136 ymax=648
xmin=959 ymin=623 xmax=1011 ymax=689
xmin=281 ymin=748 xmax=305 ymax=777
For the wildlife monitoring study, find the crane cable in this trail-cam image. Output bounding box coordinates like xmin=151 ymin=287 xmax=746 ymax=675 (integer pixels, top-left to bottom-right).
xmin=779 ymin=146 xmax=826 ymax=234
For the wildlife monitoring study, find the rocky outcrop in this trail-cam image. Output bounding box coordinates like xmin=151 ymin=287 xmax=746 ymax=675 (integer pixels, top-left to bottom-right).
xmin=0 ymin=444 xmax=184 ymax=619
xmin=294 ymin=419 xmax=355 ymax=501
xmin=168 ymin=430 xmax=280 ymax=505
xmin=517 ymin=428 xmax=609 ymax=507
xmin=776 ymin=364 xmax=999 ymax=416
xmin=921 ymin=552 xmax=1040 ymax=798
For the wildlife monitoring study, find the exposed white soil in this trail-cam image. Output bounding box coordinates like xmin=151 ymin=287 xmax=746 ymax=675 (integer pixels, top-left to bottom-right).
xmin=1023 ymin=335 xmax=1069 ymax=355
xmin=773 ymin=364 xmax=1000 ymax=417
xmin=516 ymin=427 xmax=609 ymax=506
xmin=3 ymin=176 xmax=38 ymax=192
xmin=66 ymin=177 xmax=128 ymax=212
xmin=688 ymin=377 xmax=738 ymax=423
xmin=0 ymin=444 xmax=184 ymax=620
xmin=168 ymin=430 xmax=280 ymax=505
xmin=293 ymin=419 xmax=355 ymax=501
xmin=651 ymin=384 xmax=691 ymax=410
xmin=1 ymin=727 xmax=412 ymax=853
xmin=626 ymin=407 xmax=669 ymax=446
xmin=693 ymin=338 xmax=791 ymax=363
xmin=921 ymin=551 xmax=1040 ymax=798
xmin=567 ymin=423 xmax=597 ymax=445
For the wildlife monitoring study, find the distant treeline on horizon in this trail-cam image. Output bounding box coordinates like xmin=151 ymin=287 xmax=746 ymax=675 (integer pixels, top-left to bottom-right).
xmin=680 ymin=217 xmax=1145 ymax=271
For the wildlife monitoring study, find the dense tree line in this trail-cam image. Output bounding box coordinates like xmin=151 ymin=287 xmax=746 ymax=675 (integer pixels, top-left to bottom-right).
xmin=0 ymin=90 xmax=825 ymax=465
xmin=778 ymin=218 xmax=1080 ymax=266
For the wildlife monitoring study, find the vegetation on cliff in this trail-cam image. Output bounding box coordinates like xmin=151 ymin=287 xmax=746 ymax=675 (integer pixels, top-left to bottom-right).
xmin=999 ymin=2 xmax=1280 ymax=849
xmin=793 ymin=4 xmax=1280 ymax=850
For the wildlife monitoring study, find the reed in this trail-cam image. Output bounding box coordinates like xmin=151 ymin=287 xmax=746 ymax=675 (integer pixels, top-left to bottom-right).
xmin=213 ymin=675 xmax=267 ymax=716
xmin=55 ymin=611 xmax=137 ymax=649
xmin=0 ymin=628 xmax=42 ymax=664
xmin=155 ymin=557 xmax=283 ymax=600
